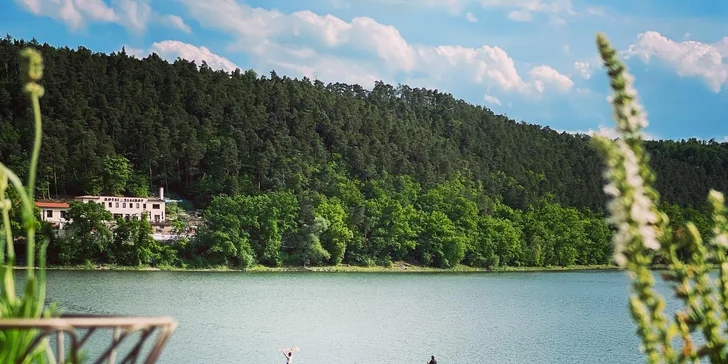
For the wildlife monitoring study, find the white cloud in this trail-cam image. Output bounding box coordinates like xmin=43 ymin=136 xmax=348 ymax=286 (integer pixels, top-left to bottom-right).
xmin=330 ymin=0 xmax=352 ymax=9
xmin=17 ymin=0 xmax=191 ymax=34
xmin=574 ymin=61 xmax=591 ymax=79
xmin=465 ymin=12 xmax=478 ymax=22
xmin=76 ymin=0 xmax=118 ymax=22
xmin=586 ymin=6 xmax=604 ymax=16
xmin=528 ymin=65 xmax=574 ymax=92
xmin=586 ymin=126 xmax=619 ymax=139
xmin=121 ymin=44 xmax=147 ymax=58
xmin=507 ymin=10 xmax=531 ymax=22
xmin=561 ymin=125 xmax=656 ymax=140
xmin=417 ymin=45 xmax=526 ymax=93
xmin=149 ymin=41 xmax=239 ymax=72
xmin=481 ymin=0 xmax=577 ymax=24
xmin=16 ymin=0 xmax=118 ymax=30
xmin=329 ymin=0 xmax=465 ymax=15
xmin=430 ymin=0 xmax=467 ymax=14
xmin=160 ymin=14 xmax=191 ymax=33
xmin=349 ymin=16 xmax=418 ymax=72
xmin=571 ymin=54 xmax=603 ymax=80
xmin=112 ymin=0 xmax=151 ymax=33
xmin=272 ymin=52 xmax=385 ymax=87
xmin=338 ymin=0 xmax=589 ymax=22
xmin=18 ymin=0 xmax=41 ymax=13
xmin=179 ymin=0 xmax=573 ymax=96
xmin=118 ymin=41 xmax=240 ymax=73
xmin=625 ymin=31 xmax=728 ymax=93
xmin=483 ymin=93 xmax=501 ymax=106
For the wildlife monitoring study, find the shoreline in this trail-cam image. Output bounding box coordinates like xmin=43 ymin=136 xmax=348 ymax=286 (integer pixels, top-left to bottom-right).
xmin=7 ymin=263 xmax=629 ymax=273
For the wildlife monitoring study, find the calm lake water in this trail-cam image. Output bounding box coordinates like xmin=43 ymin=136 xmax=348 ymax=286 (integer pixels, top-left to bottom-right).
xmin=17 ymin=270 xmax=686 ymax=363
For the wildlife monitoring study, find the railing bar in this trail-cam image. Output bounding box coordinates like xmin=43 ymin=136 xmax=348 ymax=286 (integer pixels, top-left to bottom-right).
xmin=67 ymin=329 xmax=81 ymax=364
xmin=57 ymin=330 xmax=64 ymax=363
xmin=78 ymin=327 xmax=98 ymax=347
xmin=143 ymin=322 xmax=177 ymax=364
xmin=17 ymin=328 xmax=55 ymax=363
xmin=2 ymin=316 xmax=177 ymax=364
xmin=118 ymin=328 xmax=155 ymax=364
xmin=0 ymin=317 xmax=176 ymax=329
xmin=109 ymin=327 xmax=121 ymax=364
xmin=93 ymin=329 xmax=129 ymax=364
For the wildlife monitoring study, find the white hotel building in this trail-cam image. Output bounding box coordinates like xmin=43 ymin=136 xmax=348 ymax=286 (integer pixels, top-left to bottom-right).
xmin=37 ymin=187 xmax=168 ymax=228
xmin=74 ymin=187 xmax=167 ymax=223
xmin=35 ymin=201 xmax=71 ymax=229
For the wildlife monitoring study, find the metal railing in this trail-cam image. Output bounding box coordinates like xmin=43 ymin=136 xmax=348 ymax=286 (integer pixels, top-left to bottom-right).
xmin=0 ymin=314 xmax=177 ymax=364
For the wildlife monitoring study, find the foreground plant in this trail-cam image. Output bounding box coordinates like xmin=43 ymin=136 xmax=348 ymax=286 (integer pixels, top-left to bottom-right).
xmin=0 ymin=48 xmax=56 ymax=362
xmin=593 ymin=33 xmax=728 ymax=363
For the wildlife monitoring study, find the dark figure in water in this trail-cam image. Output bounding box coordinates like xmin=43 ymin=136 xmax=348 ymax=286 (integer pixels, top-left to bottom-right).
xmin=427 ymin=355 xmax=437 ymax=364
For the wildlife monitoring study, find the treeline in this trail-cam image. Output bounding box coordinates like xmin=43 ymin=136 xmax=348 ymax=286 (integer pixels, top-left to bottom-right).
xmin=1 ymin=36 xmax=726 ymax=268
xmin=42 ymin=172 xmax=616 ymax=268
xmin=39 ymin=169 xmax=713 ymax=269
xmin=190 ymin=171 xmax=614 ymax=268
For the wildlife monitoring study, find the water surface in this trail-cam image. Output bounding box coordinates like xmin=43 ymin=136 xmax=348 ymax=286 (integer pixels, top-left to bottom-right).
xmin=30 ymin=270 xmax=671 ymax=363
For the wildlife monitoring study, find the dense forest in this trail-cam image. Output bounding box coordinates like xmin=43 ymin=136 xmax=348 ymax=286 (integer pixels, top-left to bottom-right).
xmin=1 ymin=36 xmax=725 ymax=269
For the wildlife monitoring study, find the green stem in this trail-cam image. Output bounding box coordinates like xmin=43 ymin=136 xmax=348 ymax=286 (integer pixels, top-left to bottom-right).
xmin=28 ymin=95 xmax=41 ymax=203
xmin=26 ymin=94 xmax=42 ymax=275
xmin=1 ymin=165 xmax=35 ymax=279
xmin=0 ymin=178 xmax=9 ymax=264
xmin=35 ymin=239 xmax=48 ymax=317
xmin=1 ymin=207 xmax=16 ymax=303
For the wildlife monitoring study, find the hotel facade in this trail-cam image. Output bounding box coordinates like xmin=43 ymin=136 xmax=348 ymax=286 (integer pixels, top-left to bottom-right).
xmin=35 ymin=201 xmax=71 ymax=229
xmin=36 ymin=187 xmax=167 ymax=226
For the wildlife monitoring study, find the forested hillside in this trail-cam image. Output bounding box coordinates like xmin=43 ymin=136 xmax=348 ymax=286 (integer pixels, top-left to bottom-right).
xmin=1 ymin=36 xmax=725 ymax=269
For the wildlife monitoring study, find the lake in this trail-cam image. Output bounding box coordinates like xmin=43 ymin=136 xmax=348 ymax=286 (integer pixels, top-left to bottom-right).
xmin=19 ymin=270 xmax=683 ymax=363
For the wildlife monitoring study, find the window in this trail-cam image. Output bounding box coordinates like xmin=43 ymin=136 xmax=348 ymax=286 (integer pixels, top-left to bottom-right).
xmin=136 ymin=203 xmax=140 ymax=208
xmin=122 ymin=202 xmax=126 ymax=208
xmin=154 ymin=215 xmax=160 ymax=222
xmin=113 ymin=213 xmax=122 ymax=219
xmin=61 ymin=211 xmax=67 ymax=219
xmin=108 ymin=202 xmax=112 ymax=208
xmin=46 ymin=210 xmax=53 ymax=218
xmin=115 ymin=202 xmax=119 ymax=208
xmin=152 ymin=204 xmax=160 ymax=210
xmin=143 ymin=203 xmax=146 ymax=209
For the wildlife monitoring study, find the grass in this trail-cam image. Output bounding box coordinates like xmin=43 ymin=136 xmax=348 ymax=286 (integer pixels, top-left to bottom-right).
xmin=25 ymin=263 xmax=624 ymax=273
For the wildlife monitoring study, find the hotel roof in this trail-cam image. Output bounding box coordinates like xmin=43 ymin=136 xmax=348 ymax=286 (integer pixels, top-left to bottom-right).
xmin=35 ymin=201 xmax=70 ymax=209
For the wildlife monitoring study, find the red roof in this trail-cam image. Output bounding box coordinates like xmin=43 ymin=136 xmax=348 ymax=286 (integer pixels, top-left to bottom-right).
xmin=35 ymin=201 xmax=69 ymax=209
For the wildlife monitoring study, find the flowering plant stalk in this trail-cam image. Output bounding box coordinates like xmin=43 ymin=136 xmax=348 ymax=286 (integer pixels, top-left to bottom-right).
xmin=593 ymin=33 xmax=728 ymax=363
xmin=0 ymin=48 xmax=56 ymax=363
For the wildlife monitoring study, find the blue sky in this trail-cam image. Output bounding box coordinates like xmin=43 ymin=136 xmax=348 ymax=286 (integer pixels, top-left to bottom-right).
xmin=2 ymin=0 xmax=728 ymax=141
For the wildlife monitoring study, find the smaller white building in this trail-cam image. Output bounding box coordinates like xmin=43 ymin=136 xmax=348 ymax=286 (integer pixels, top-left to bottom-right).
xmin=74 ymin=187 xmax=167 ymax=223
xmin=35 ymin=201 xmax=71 ymax=228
